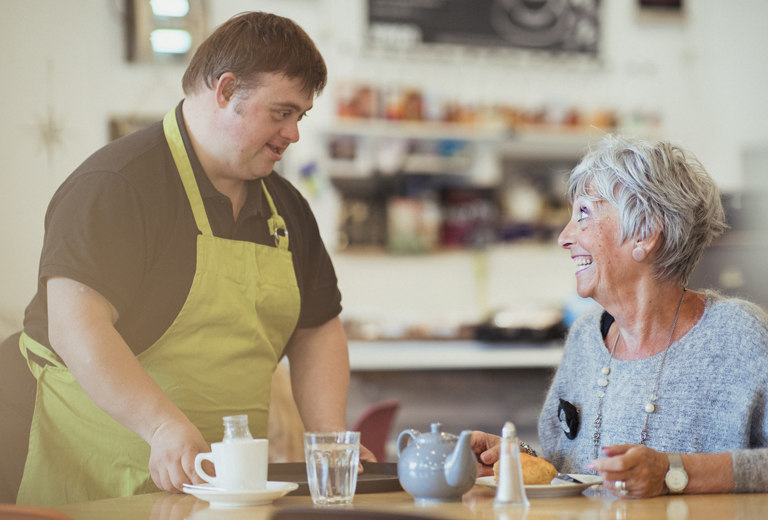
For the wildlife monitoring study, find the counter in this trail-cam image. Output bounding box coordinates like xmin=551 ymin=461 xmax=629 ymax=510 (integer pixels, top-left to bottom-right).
xmin=346 ymin=341 xmax=562 ymax=453
xmin=349 ymin=340 xmax=564 ymax=371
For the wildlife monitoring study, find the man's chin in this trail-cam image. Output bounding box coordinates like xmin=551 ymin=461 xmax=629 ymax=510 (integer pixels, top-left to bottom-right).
xmin=249 ymin=164 xmax=275 ymax=179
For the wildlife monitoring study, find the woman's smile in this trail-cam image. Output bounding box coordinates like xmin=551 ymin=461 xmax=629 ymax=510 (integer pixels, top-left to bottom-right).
xmin=573 ymin=255 xmax=594 ymax=273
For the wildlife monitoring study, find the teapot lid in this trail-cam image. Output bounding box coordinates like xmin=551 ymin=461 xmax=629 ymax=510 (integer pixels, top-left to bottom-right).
xmin=416 ymin=422 xmax=457 ymax=444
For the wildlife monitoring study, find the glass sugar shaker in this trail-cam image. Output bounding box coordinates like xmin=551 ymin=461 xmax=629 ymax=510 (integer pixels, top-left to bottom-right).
xmin=222 ymin=414 xmax=253 ymax=442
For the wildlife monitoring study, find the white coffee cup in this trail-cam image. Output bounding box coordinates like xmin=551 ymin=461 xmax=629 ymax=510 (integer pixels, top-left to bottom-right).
xmin=194 ymin=438 xmax=268 ymax=491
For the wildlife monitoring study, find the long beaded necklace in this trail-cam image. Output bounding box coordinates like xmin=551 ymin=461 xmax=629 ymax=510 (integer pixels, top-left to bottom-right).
xmin=592 ymin=288 xmax=686 ymax=459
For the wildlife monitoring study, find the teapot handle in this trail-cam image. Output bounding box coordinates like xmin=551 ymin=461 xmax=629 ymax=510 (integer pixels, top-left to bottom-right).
xmin=396 ymin=429 xmax=419 ymax=458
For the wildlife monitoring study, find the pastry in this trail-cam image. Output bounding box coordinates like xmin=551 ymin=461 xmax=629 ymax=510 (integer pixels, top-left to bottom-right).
xmin=493 ymin=452 xmax=558 ymax=485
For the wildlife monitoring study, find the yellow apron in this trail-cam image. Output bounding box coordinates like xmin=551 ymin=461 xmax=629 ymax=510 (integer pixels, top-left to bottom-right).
xmin=17 ymin=109 xmax=300 ymax=506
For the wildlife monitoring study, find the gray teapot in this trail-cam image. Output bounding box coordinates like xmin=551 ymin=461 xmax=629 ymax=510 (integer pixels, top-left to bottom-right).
xmin=396 ymin=423 xmax=477 ymax=501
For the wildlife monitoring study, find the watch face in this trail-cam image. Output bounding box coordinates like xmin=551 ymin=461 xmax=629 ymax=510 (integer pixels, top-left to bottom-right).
xmin=666 ymin=469 xmax=688 ymax=491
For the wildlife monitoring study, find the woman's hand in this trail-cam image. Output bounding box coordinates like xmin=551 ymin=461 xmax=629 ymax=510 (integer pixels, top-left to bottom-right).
xmin=470 ymin=431 xmax=501 ymax=477
xmin=586 ymin=444 xmax=669 ymax=498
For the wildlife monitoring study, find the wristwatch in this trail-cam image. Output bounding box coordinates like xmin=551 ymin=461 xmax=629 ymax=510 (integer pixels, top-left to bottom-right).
xmin=665 ymin=453 xmax=689 ymax=494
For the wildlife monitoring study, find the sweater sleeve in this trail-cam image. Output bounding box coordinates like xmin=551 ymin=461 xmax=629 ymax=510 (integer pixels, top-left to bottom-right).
xmin=538 ymin=310 xmax=599 ymax=469
xmin=733 ymin=449 xmax=768 ymax=492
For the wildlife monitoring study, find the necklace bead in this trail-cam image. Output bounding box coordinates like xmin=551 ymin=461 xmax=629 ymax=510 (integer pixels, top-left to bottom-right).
xmin=645 ymin=403 xmax=656 ymax=413
xmin=601 ymin=366 xmax=610 ymax=375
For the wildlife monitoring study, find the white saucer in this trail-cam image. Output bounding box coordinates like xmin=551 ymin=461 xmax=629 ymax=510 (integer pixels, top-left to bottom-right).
xmin=182 ymin=481 xmax=298 ymax=508
xmin=476 ymin=474 xmax=603 ymax=498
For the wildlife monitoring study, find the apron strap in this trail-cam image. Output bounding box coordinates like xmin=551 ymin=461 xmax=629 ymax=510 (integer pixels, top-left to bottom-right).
xmin=163 ymin=109 xmax=213 ymax=236
xmin=262 ymin=180 xmax=289 ymax=250
xmin=164 ymin=108 xmax=289 ymax=250
xmin=19 ymin=332 xmax=65 ymax=379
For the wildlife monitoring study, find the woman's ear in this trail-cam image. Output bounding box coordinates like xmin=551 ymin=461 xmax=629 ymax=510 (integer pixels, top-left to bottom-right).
xmin=632 ymin=225 xmax=662 ymax=263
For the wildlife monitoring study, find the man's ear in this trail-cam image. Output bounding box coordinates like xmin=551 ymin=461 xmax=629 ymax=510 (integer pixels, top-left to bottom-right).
xmin=214 ymin=72 xmax=238 ymax=107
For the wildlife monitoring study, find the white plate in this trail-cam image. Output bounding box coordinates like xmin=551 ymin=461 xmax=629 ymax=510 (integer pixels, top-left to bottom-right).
xmin=182 ymin=481 xmax=298 ymax=508
xmin=476 ymin=474 xmax=603 ymax=498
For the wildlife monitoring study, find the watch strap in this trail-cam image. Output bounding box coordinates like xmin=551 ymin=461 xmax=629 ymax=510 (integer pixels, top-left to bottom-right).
xmin=665 ymin=452 xmax=687 ymax=494
xmin=668 ymin=452 xmax=683 ymax=468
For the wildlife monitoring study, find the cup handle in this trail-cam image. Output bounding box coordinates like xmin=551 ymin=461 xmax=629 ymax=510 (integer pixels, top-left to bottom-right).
xmin=194 ymin=452 xmax=217 ymax=485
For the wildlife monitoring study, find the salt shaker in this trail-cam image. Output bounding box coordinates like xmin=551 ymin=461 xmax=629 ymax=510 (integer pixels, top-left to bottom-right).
xmin=495 ymin=421 xmax=529 ymax=507
xmin=222 ymin=414 xmax=253 ymax=442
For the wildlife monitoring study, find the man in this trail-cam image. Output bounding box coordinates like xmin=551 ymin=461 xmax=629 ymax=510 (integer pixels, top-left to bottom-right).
xmin=11 ymin=11 xmax=363 ymax=506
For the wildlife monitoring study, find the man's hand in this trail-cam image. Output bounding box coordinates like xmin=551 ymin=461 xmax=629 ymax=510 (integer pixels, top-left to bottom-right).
xmin=47 ymin=277 xmax=210 ymax=492
xmin=148 ymin=419 xmax=211 ymax=492
xmin=359 ymin=443 xmax=377 ymax=463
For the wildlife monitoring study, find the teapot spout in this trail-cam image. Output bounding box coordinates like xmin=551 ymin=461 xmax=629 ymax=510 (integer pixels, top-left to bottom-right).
xmin=444 ymin=430 xmax=477 ymax=488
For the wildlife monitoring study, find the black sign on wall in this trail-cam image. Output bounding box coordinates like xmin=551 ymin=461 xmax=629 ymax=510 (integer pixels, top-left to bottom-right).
xmin=368 ymin=0 xmax=600 ymax=55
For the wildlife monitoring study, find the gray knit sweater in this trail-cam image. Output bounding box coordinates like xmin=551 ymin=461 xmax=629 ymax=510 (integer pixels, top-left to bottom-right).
xmin=538 ymin=291 xmax=768 ymax=493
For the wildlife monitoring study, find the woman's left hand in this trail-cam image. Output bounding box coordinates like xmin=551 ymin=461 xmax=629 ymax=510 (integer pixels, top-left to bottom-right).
xmin=470 ymin=431 xmax=501 ymax=477
xmin=586 ymin=444 xmax=669 ymax=498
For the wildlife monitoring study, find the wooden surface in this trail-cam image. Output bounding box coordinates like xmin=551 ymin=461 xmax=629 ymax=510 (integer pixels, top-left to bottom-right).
xmin=52 ymin=485 xmax=768 ymax=520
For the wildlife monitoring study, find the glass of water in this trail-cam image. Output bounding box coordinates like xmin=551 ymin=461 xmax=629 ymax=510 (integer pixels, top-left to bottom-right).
xmin=304 ymin=431 xmax=360 ymax=505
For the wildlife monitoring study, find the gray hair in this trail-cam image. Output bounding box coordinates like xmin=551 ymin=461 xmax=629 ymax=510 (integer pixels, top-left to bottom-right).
xmin=567 ymin=134 xmax=727 ymax=285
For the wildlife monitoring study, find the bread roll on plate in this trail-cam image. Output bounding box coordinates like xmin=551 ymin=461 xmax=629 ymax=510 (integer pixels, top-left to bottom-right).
xmin=493 ymin=452 xmax=558 ymax=485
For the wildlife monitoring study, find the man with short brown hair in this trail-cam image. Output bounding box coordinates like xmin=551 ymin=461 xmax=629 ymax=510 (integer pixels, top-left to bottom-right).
xmin=11 ymin=12 xmax=363 ymax=506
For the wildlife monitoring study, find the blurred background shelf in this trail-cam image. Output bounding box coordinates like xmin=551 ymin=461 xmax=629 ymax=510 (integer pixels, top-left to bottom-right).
xmin=349 ymin=340 xmax=564 ymax=371
xmin=327 ymin=119 xmax=512 ymax=142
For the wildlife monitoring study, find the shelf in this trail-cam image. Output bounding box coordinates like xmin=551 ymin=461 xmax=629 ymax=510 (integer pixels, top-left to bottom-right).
xmin=498 ymin=126 xmax=603 ymax=160
xmin=325 ymin=119 xmax=602 ymax=161
xmin=327 ymin=118 xmax=511 ymax=142
xmin=349 ymin=339 xmax=564 ymax=371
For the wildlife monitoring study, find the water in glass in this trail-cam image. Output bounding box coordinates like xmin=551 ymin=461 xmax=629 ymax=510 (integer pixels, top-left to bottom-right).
xmin=304 ymin=432 xmax=360 ymax=505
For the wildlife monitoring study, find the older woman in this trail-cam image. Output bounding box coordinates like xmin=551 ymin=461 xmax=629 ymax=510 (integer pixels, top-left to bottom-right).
xmin=473 ymin=134 xmax=768 ymax=498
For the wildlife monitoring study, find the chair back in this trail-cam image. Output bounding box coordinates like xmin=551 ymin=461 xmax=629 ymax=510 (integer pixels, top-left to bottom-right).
xmin=0 ymin=331 xmax=32 ymax=504
xmin=351 ymin=400 xmax=400 ymax=461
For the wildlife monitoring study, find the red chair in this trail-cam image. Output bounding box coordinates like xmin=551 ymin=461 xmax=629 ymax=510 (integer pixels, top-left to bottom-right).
xmin=352 ymin=400 xmax=400 ymax=462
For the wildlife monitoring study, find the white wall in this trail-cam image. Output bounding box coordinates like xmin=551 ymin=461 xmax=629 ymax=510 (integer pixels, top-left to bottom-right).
xmin=1 ymin=0 xmax=767 ymax=338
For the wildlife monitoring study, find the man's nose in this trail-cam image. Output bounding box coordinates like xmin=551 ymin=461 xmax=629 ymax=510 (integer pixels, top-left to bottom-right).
xmin=282 ymin=121 xmax=300 ymax=143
